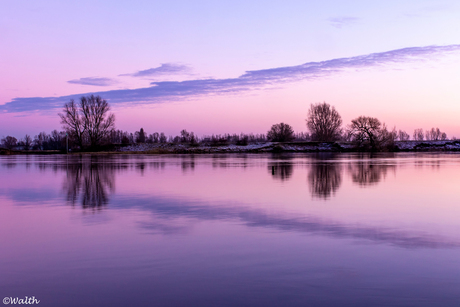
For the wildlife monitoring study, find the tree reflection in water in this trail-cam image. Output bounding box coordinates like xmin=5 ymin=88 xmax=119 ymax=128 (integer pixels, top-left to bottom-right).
xmin=268 ymin=154 xmax=294 ymax=181
xmin=347 ymin=162 xmax=395 ymax=186
xmin=181 ymin=155 xmax=196 ymax=172
xmin=308 ymin=163 xmax=342 ymax=199
xmin=63 ymin=156 xmax=116 ymax=209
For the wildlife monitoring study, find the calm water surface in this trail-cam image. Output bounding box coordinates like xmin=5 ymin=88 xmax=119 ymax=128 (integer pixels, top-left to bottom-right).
xmin=1 ymin=153 xmax=459 ymax=306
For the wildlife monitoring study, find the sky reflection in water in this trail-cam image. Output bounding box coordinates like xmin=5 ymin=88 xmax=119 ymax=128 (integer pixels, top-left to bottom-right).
xmin=0 ymin=153 xmax=459 ymax=306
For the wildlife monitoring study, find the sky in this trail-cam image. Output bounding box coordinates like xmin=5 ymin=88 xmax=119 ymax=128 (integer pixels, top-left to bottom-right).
xmin=1 ymin=0 xmax=460 ymax=138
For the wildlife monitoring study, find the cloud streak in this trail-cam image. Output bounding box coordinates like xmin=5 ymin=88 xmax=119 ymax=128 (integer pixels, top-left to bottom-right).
xmin=2 ymin=44 xmax=460 ymax=113
xmin=120 ymin=63 xmax=192 ymax=77
xmin=67 ymin=77 xmax=117 ymax=86
xmin=328 ymin=16 xmax=359 ymax=28
xmin=403 ymin=4 xmax=453 ymax=18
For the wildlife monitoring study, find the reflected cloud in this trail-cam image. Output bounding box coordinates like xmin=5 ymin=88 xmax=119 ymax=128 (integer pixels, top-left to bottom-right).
xmin=1 ymin=154 xmax=459 ymax=249
xmin=111 ymin=194 xmax=460 ymax=249
xmin=137 ymin=219 xmax=193 ymax=235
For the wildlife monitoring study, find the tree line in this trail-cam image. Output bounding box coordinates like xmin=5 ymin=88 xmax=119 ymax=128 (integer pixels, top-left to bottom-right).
xmin=267 ymin=102 xmax=452 ymax=151
xmin=0 ymin=96 xmax=455 ymax=151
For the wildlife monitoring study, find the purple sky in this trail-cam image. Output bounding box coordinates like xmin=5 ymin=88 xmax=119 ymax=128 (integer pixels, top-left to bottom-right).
xmin=1 ymin=0 xmax=460 ymax=138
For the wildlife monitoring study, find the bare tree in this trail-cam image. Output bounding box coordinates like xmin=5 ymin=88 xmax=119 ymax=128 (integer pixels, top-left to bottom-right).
xmin=33 ymin=132 xmax=47 ymax=150
xmin=80 ymin=96 xmax=115 ymax=148
xmin=1 ymin=136 xmax=17 ymax=149
xmin=346 ymin=116 xmax=396 ymax=151
xmin=136 ymin=128 xmax=146 ymax=143
xmin=347 ymin=116 xmax=381 ymax=149
xmin=153 ymin=132 xmax=160 ymax=143
xmin=267 ymin=123 xmax=295 ymax=142
xmin=413 ymin=129 xmax=424 ymax=141
xmin=59 ymin=99 xmax=86 ymax=149
xmin=190 ymin=132 xmax=197 ymax=145
xmin=149 ymin=132 xmax=159 ymax=143
xmin=425 ymin=127 xmax=446 ymax=141
xmin=60 ymin=95 xmax=115 ymax=149
xmin=23 ymin=134 xmax=32 ymax=150
xmin=159 ymin=133 xmax=167 ymax=143
xmin=306 ymin=102 xmax=342 ymax=141
xmin=379 ymin=124 xmax=397 ymax=147
xmin=180 ymin=129 xmax=191 ymax=143
xmin=397 ymin=130 xmax=410 ymax=141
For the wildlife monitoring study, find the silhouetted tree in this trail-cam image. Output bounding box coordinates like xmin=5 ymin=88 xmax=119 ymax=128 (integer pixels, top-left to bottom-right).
xmin=397 ymin=130 xmax=410 ymax=141
xmin=346 ymin=116 xmax=395 ymax=151
xmin=33 ymin=132 xmax=46 ymax=150
xmin=159 ymin=133 xmax=167 ymax=143
xmin=306 ymin=102 xmax=343 ymax=141
xmin=1 ymin=136 xmax=17 ymax=149
xmin=294 ymin=132 xmax=311 ymax=141
xmin=148 ymin=132 xmax=159 ymax=143
xmin=80 ymin=95 xmax=115 ymax=148
xmin=236 ymin=134 xmax=249 ymax=145
xmin=379 ymin=125 xmax=397 ymax=148
xmin=136 ymin=128 xmax=146 ymax=143
xmin=425 ymin=127 xmax=446 ymax=141
xmin=23 ymin=134 xmax=32 ymax=150
xmin=180 ymin=129 xmax=190 ymax=143
xmin=60 ymin=95 xmax=115 ymax=149
xmin=190 ymin=132 xmax=197 ymax=145
xmin=59 ymin=100 xmax=85 ymax=149
xmin=413 ymin=128 xmax=424 ymax=141
xmin=267 ymin=123 xmax=295 ymax=142
xmin=347 ymin=116 xmax=381 ymax=150
xmin=48 ymin=130 xmax=66 ymax=150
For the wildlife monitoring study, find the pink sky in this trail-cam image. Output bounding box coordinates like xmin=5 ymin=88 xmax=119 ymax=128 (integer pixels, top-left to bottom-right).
xmin=1 ymin=1 xmax=460 ymax=139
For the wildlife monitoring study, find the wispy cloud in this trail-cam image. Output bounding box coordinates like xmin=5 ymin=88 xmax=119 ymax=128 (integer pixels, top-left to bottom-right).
xmin=328 ymin=16 xmax=359 ymax=28
xmin=67 ymin=77 xmax=117 ymax=86
xmin=403 ymin=4 xmax=453 ymax=18
xmin=2 ymin=44 xmax=460 ymax=113
xmin=120 ymin=63 xmax=192 ymax=77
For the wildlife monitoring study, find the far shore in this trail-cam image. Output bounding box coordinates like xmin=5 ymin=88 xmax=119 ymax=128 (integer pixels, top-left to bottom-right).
xmin=2 ymin=140 xmax=460 ymax=155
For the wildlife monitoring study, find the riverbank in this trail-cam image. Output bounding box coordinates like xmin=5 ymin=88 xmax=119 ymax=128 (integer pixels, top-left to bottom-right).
xmin=116 ymin=140 xmax=460 ymax=153
xmin=2 ymin=140 xmax=460 ymax=155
